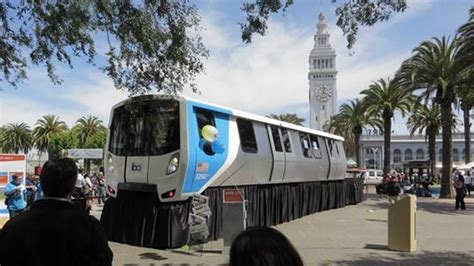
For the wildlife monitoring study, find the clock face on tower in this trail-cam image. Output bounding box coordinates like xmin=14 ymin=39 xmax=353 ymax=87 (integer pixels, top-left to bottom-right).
xmin=314 ymin=85 xmax=332 ymax=102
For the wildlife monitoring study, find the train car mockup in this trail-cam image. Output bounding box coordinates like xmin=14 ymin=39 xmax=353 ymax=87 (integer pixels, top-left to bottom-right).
xmin=100 ymin=94 xmax=363 ymax=249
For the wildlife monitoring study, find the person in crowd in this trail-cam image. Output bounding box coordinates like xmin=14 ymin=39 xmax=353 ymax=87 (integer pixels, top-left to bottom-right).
xmin=34 ymin=175 xmax=43 ymax=201
xmin=0 ymin=158 xmax=113 ymax=266
xmin=464 ymin=169 xmax=472 ymax=197
xmin=83 ymin=173 xmax=94 ymax=212
xmin=230 ymin=226 xmax=303 ymax=266
xmin=25 ymin=174 xmax=37 ymax=208
xmin=3 ymin=175 xmax=27 ymax=218
xmin=453 ymin=174 xmax=467 ymax=210
xmin=97 ymin=172 xmax=107 ymax=204
xmin=74 ymin=168 xmax=86 ymax=195
xmin=386 ymin=176 xmax=401 ymax=203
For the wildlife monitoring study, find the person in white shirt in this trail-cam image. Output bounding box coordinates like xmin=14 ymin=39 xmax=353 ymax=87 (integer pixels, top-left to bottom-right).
xmin=74 ymin=169 xmax=85 ymax=194
xmin=465 ymin=167 xmax=473 ymax=197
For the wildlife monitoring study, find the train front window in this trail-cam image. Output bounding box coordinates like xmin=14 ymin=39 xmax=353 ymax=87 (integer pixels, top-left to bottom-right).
xmin=108 ymin=99 xmax=180 ymax=156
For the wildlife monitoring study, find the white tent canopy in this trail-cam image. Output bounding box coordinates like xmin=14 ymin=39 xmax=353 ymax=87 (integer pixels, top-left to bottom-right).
xmin=66 ymin=149 xmax=103 ymax=159
xmin=457 ymin=162 xmax=474 ymax=170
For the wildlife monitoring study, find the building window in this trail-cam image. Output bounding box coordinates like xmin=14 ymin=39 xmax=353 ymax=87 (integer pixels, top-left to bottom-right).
xmin=439 ymin=149 xmax=443 ymax=161
xmin=313 ymin=59 xmax=317 ymax=69
xmin=317 ymin=60 xmax=321 ymax=69
xmin=453 ymin=148 xmax=459 ymax=162
xmin=393 ymin=149 xmax=401 ymax=163
xmin=236 ymin=118 xmax=258 ymax=153
xmin=322 ymin=105 xmax=325 ymax=110
xmin=329 ymin=59 xmax=333 ymax=68
xmin=416 ymin=149 xmax=424 ymax=160
xmin=462 ymin=149 xmax=465 ymax=161
xmin=404 ymin=149 xmax=413 ymax=161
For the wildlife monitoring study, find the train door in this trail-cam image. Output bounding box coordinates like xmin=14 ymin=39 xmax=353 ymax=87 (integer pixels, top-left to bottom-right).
xmin=267 ymin=125 xmax=285 ymax=182
xmin=325 ymin=138 xmax=336 ymax=179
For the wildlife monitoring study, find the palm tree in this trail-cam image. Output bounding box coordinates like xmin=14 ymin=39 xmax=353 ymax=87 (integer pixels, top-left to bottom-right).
xmin=407 ymin=104 xmax=442 ymax=176
xmin=325 ymin=99 xmax=381 ymax=166
xmin=33 ymin=114 xmax=68 ymax=159
xmin=360 ymin=78 xmax=414 ymax=175
xmin=74 ymin=115 xmax=105 ymax=148
xmin=456 ymin=81 xmax=474 ymax=164
xmin=396 ymin=36 xmax=465 ymax=198
xmin=2 ymin=123 xmax=33 ymax=154
xmin=267 ymin=113 xmax=305 ymax=126
xmin=456 ymin=10 xmax=474 ymax=164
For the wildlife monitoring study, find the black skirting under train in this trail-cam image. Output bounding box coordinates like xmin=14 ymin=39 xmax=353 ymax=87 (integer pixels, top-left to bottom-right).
xmin=100 ymin=178 xmax=364 ymax=249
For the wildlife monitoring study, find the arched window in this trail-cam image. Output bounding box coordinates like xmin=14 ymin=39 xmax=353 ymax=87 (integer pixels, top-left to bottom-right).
xmin=453 ymin=148 xmax=459 ymax=162
xmin=416 ymin=149 xmax=424 ymax=160
xmin=393 ymin=149 xmax=401 ymax=163
xmin=404 ymin=149 xmax=413 ymax=161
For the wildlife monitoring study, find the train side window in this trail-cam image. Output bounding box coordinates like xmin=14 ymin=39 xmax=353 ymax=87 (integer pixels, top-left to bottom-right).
xmin=280 ymin=128 xmax=292 ymax=153
xmin=327 ymin=139 xmax=334 ymax=157
xmin=299 ymin=133 xmax=311 ymax=158
xmin=195 ymin=107 xmax=216 ymax=155
xmin=335 ymin=141 xmax=340 ymax=156
xmin=310 ymin=135 xmax=322 ymax=158
xmin=237 ymin=118 xmax=258 ymax=153
xmin=270 ymin=126 xmax=283 ymax=152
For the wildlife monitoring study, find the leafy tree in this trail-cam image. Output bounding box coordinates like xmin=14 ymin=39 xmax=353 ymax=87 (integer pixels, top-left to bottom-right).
xmin=74 ymin=115 xmax=105 ymax=148
xmin=267 ymin=113 xmax=305 ymax=126
xmin=240 ymin=0 xmax=407 ymax=50
xmin=325 ymin=98 xmax=381 ymax=166
xmin=396 ymin=37 xmax=465 ymax=198
xmin=0 ymin=126 xmax=5 ymax=152
xmin=83 ymin=128 xmax=107 ymax=149
xmin=1 ymin=122 xmax=33 ymax=154
xmin=33 ymin=114 xmax=68 ymax=159
xmin=360 ymin=77 xmax=414 ymax=175
xmin=1 ymin=0 xmax=410 ymax=93
xmin=47 ymin=130 xmax=78 ymax=160
xmin=0 ymin=1 xmax=208 ymax=94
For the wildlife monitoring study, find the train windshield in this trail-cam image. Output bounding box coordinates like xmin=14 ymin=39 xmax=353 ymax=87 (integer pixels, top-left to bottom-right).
xmin=108 ymin=99 xmax=180 ymax=156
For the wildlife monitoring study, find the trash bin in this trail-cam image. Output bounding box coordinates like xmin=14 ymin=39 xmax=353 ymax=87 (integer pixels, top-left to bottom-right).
xmin=388 ymin=195 xmax=416 ymax=252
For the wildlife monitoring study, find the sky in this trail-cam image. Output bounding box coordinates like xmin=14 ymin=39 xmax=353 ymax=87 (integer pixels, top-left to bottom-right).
xmin=0 ymin=0 xmax=473 ymax=134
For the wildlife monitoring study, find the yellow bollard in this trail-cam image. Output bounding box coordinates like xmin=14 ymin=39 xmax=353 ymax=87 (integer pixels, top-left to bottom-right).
xmin=388 ymin=195 xmax=417 ymax=252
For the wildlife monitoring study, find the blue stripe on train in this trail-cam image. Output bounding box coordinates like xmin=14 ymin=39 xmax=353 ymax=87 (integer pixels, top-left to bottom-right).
xmin=183 ymin=100 xmax=231 ymax=194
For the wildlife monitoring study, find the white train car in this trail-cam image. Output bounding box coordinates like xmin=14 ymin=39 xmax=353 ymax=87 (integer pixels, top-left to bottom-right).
xmin=101 ymin=95 xmax=362 ymax=249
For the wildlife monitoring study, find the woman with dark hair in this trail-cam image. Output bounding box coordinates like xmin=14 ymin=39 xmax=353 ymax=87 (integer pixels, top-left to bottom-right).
xmin=230 ymin=226 xmax=303 ymax=266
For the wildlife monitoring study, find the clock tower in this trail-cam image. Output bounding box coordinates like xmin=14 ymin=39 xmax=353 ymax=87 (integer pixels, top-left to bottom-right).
xmin=309 ymin=12 xmax=337 ymax=131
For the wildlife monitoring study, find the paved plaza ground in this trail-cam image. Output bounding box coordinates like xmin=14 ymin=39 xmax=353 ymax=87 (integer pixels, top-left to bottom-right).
xmin=1 ymin=188 xmax=473 ymax=265
xmin=97 ymin=188 xmax=474 ymax=265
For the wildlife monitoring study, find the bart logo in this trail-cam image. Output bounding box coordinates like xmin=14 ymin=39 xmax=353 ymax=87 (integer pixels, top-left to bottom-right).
xmin=131 ymin=163 xmax=142 ymax=171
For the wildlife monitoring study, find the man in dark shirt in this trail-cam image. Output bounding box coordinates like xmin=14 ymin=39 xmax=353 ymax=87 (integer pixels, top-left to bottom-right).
xmin=0 ymin=158 xmax=113 ymax=266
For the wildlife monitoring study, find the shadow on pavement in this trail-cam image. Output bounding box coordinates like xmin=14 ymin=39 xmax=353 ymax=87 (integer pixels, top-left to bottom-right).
xmin=365 ymin=219 xmax=387 ymax=223
xmin=138 ymin=252 xmax=167 ymax=261
xmin=364 ymin=244 xmax=388 ymax=250
xmin=326 ymin=251 xmax=474 ymax=265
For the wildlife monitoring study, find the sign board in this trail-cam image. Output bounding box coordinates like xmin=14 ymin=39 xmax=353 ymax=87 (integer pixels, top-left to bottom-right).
xmin=223 ymin=188 xmax=244 ymax=203
xmin=0 ymin=154 xmax=27 ymax=188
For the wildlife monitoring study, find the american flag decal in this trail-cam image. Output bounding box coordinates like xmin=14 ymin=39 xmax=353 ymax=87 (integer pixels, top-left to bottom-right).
xmin=196 ymin=162 xmax=209 ymax=172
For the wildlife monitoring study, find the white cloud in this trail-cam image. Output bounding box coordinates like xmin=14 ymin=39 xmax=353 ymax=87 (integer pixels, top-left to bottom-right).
xmin=184 ymin=10 xmax=416 ymax=118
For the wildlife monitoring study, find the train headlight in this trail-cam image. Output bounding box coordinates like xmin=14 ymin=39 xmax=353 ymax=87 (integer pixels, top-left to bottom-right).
xmin=107 ymin=155 xmax=114 ymax=174
xmin=167 ymin=153 xmax=179 ymax=175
